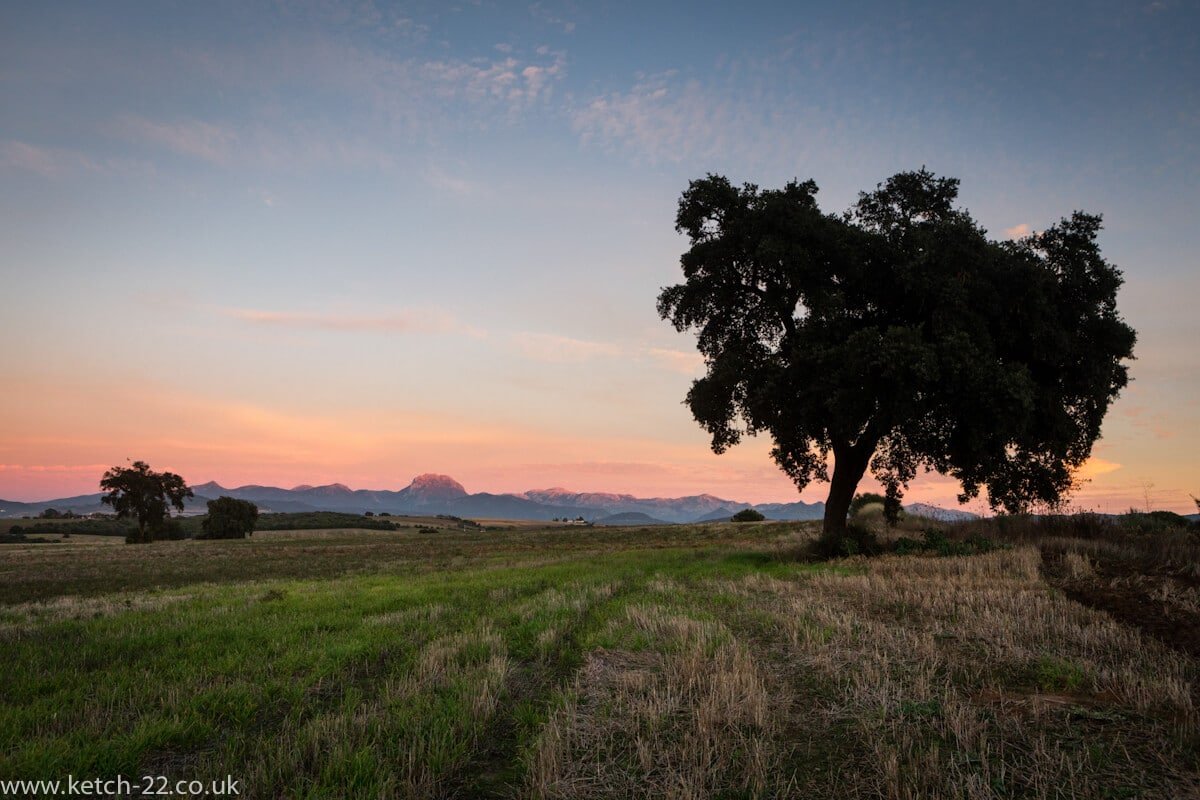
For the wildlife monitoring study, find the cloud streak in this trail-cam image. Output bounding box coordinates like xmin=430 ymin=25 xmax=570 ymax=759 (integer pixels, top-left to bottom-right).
xmin=113 ymin=115 xmax=238 ymax=164
xmin=646 ymin=347 xmax=704 ymax=375
xmin=220 ymin=307 xmax=486 ymax=338
xmin=0 ymin=140 xmax=97 ymax=177
xmin=511 ymin=332 xmax=621 ymax=363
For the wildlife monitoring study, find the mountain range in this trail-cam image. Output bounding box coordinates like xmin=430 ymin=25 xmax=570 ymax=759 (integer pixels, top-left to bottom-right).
xmin=0 ymin=473 xmax=977 ymax=524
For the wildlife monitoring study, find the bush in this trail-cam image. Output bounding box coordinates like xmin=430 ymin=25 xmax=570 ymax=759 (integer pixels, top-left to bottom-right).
xmin=849 ymin=493 xmax=886 ymax=517
xmin=200 ymin=497 xmax=259 ymax=540
xmin=151 ymin=518 xmax=187 ymax=541
xmin=814 ymin=524 xmax=881 ymax=558
xmin=254 ymin=512 xmax=398 ymax=531
xmin=1118 ymin=510 xmax=1193 ymax=535
xmin=731 ymin=508 xmax=765 ymax=522
xmin=894 ymin=528 xmax=1000 ymax=557
xmin=11 ymin=518 xmax=137 ymax=538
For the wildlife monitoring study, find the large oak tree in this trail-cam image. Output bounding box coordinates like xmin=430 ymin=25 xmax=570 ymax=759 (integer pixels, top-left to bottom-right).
xmin=100 ymin=460 xmax=193 ymax=544
xmin=658 ymin=170 xmax=1136 ymax=543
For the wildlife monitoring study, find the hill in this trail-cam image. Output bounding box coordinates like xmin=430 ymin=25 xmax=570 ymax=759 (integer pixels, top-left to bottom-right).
xmin=2 ymin=473 xmax=984 ymax=524
xmin=591 ymin=512 xmax=671 ymax=526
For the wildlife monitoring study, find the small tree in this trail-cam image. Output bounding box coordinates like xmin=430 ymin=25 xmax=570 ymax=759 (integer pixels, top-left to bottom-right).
xmin=100 ymin=461 xmax=193 ymax=544
xmin=200 ymin=496 xmax=259 ymax=539
xmin=731 ymin=508 xmax=766 ymax=522
xmin=659 ymin=170 xmax=1136 ymax=548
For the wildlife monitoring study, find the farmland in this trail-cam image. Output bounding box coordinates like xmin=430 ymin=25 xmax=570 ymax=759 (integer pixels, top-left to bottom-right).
xmin=1 ymin=520 xmax=1197 ymax=798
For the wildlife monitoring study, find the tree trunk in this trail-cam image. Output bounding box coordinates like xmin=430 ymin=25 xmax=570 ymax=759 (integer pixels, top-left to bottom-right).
xmin=821 ymin=444 xmax=873 ymax=545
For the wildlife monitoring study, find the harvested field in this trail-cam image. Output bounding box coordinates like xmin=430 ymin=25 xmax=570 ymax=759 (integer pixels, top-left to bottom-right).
xmin=1 ymin=520 xmax=1197 ymax=798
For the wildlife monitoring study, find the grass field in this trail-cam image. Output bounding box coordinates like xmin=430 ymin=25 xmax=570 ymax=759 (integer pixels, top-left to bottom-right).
xmin=1 ymin=521 xmax=1197 ymax=798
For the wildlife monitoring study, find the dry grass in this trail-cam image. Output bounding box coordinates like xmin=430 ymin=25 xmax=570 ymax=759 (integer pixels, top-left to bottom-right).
xmin=528 ymin=546 xmax=1198 ymax=799
xmin=775 ymin=548 xmax=1196 ymax=798
xmin=529 ymin=610 xmax=783 ymax=799
xmin=2 ymin=522 xmax=1197 ymax=798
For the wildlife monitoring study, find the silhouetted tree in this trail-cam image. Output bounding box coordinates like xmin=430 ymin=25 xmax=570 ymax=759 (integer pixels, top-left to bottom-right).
xmin=731 ymin=508 xmax=765 ymax=522
xmin=100 ymin=461 xmax=193 ymax=544
xmin=659 ymin=169 xmax=1136 ymax=547
xmin=200 ymin=496 xmax=259 ymax=539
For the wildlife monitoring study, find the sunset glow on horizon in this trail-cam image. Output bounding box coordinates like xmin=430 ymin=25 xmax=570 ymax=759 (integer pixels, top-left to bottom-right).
xmin=2 ymin=2 xmax=1197 ymax=514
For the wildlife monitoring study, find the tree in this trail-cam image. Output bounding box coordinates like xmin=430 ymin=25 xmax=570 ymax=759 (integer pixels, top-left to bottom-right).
xmin=200 ymin=496 xmax=259 ymax=539
xmin=731 ymin=508 xmax=765 ymax=522
xmin=658 ymin=170 xmax=1135 ymax=546
xmin=100 ymin=461 xmax=193 ymax=544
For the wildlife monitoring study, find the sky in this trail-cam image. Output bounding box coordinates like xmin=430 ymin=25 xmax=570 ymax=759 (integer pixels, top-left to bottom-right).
xmin=1 ymin=0 xmax=1197 ymax=512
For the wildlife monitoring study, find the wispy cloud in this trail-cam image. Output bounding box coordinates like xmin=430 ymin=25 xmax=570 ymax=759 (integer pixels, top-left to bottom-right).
xmin=508 ymin=333 xmax=706 ymax=374
xmin=419 ymin=47 xmax=566 ymax=115
xmin=0 ymin=140 xmax=97 ymax=177
xmin=423 ymin=164 xmax=485 ymax=197
xmin=113 ymin=115 xmax=238 ymax=164
xmin=569 ymin=70 xmax=792 ymax=165
xmin=1003 ymin=223 xmax=1032 ymax=239
xmin=511 ymin=332 xmax=622 ymax=363
xmin=645 ymin=347 xmax=704 ymax=375
xmin=165 ymin=38 xmax=568 ymax=167
xmin=529 ymin=2 xmax=576 ymax=33
xmin=220 ymin=307 xmax=486 ymax=338
xmin=1075 ymin=456 xmax=1122 ymax=480
xmin=0 ymin=463 xmax=111 ymax=473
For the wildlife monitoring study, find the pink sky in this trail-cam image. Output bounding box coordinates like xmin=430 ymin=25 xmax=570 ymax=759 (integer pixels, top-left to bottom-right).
xmin=1 ymin=368 xmax=1194 ymax=513
xmin=2 ymin=3 xmax=1197 ymax=515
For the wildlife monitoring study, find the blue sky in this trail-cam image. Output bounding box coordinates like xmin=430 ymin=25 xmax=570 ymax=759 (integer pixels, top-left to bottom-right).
xmin=1 ymin=0 xmax=1197 ymax=511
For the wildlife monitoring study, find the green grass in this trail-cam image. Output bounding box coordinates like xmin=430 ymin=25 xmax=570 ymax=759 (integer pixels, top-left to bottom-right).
xmin=0 ymin=522 xmax=1196 ymax=798
xmin=0 ymin=543 xmax=821 ymax=796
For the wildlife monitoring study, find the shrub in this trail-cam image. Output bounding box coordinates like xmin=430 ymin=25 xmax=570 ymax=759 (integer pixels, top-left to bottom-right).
xmin=815 ymin=524 xmax=880 ymax=558
xmin=151 ymin=518 xmax=187 ymax=541
xmin=731 ymin=508 xmax=765 ymax=522
xmin=894 ymin=528 xmax=1000 ymax=557
xmin=1118 ymin=510 xmax=1193 ymax=535
xmin=849 ymin=493 xmax=886 ymax=517
xmin=253 ymin=512 xmax=398 ymax=531
xmin=11 ymin=518 xmax=137 ymax=538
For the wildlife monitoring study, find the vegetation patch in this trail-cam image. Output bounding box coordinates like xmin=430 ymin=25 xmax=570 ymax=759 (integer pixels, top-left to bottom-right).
xmin=0 ymin=521 xmax=1196 ymax=798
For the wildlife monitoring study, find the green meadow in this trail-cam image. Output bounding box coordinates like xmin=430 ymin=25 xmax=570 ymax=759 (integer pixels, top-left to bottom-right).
xmin=1 ymin=522 xmax=1197 ymax=798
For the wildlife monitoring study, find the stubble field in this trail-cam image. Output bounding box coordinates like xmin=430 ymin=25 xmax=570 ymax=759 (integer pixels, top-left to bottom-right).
xmin=1 ymin=521 xmax=1197 ymax=798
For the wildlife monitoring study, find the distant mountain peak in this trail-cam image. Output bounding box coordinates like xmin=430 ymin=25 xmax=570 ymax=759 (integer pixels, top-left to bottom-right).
xmin=403 ymin=474 xmax=467 ymax=501
xmin=291 ymin=484 xmax=314 ymax=491
xmin=301 ymin=483 xmax=353 ymax=496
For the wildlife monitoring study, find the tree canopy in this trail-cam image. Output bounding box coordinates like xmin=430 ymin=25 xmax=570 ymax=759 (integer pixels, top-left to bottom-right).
xmin=658 ymin=169 xmax=1136 ymax=541
xmin=99 ymin=461 xmax=193 ymax=544
xmin=201 ymin=496 xmax=259 ymax=539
